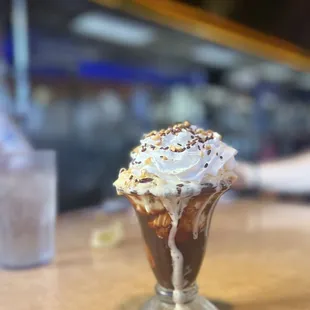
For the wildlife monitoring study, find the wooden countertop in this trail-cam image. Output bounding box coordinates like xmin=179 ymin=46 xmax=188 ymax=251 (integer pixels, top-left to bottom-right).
xmin=1 ymin=199 xmax=310 ymax=310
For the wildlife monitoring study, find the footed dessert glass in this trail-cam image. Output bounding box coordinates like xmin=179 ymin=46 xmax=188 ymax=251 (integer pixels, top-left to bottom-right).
xmin=114 ymin=122 xmax=237 ymax=310
xmin=126 ymin=187 xmax=227 ymax=310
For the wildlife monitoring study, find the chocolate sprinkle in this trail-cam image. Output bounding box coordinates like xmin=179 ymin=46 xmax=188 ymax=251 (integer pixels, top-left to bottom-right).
xmin=139 ymin=178 xmax=154 ymax=183
xmin=177 ymin=143 xmax=182 ymax=146
xmin=220 ymin=156 xmax=223 ymax=160
xmin=204 ymin=163 xmax=209 ymax=168
xmin=207 ymin=150 xmax=211 ymax=155
xmin=129 ymin=175 xmax=133 ymax=180
xmin=187 ymin=146 xmax=190 ymax=149
xmin=216 ymin=152 xmax=219 ymax=156
xmin=177 ymin=184 xmax=184 ymax=187
xmin=198 ymin=145 xmax=201 ymax=150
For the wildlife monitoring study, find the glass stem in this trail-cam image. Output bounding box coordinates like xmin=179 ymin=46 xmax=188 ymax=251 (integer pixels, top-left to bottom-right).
xmin=155 ymin=283 xmax=198 ymax=305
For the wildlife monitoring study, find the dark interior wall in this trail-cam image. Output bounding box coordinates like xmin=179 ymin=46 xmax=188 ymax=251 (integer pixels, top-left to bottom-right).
xmin=177 ymin=0 xmax=310 ymax=51
xmin=0 ymin=0 xmax=9 ymax=25
xmin=230 ymin=0 xmax=310 ymax=51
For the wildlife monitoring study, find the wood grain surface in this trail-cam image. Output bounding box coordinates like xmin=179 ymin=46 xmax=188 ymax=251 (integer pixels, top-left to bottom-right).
xmin=0 ymin=199 xmax=310 ymax=310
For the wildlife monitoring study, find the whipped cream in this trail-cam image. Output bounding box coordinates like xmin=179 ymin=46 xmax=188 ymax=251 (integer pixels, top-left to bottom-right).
xmin=114 ymin=122 xmax=237 ymax=197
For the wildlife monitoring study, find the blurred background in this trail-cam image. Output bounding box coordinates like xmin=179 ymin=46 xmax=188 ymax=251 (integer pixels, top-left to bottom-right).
xmin=0 ymin=0 xmax=309 ymax=212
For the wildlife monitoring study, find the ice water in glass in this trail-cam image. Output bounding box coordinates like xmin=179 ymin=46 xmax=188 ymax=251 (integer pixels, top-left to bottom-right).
xmin=0 ymin=151 xmax=56 ymax=269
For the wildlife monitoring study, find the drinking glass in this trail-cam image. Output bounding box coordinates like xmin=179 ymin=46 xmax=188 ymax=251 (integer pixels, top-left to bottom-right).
xmin=0 ymin=150 xmax=56 ymax=269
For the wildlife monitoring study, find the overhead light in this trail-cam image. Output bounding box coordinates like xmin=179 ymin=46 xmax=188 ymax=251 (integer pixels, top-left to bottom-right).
xmin=259 ymin=62 xmax=294 ymax=83
xmin=226 ymin=67 xmax=259 ymax=90
xmin=191 ymin=45 xmax=241 ymax=68
xmin=70 ymin=12 xmax=156 ymax=47
xmin=205 ymin=85 xmax=229 ymax=106
xmin=296 ymin=72 xmax=310 ymax=90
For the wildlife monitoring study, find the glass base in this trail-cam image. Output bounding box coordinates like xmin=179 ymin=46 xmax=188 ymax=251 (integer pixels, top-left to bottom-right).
xmin=141 ymin=296 xmax=218 ymax=310
xmin=141 ymin=284 xmax=218 ymax=310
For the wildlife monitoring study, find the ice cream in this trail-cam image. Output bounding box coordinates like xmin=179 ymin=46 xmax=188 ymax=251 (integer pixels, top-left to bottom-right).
xmin=114 ymin=121 xmax=237 ymax=309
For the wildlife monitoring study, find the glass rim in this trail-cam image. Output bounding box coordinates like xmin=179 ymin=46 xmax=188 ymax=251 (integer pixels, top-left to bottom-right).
xmin=0 ymin=150 xmax=57 ymax=165
xmin=1 ymin=149 xmax=56 ymax=156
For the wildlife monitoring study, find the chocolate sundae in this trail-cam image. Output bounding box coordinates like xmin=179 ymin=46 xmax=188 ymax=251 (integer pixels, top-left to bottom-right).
xmin=114 ymin=121 xmax=237 ymax=309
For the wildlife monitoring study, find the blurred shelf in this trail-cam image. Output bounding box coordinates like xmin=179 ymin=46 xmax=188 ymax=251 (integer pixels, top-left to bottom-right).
xmin=93 ymin=0 xmax=310 ymax=71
